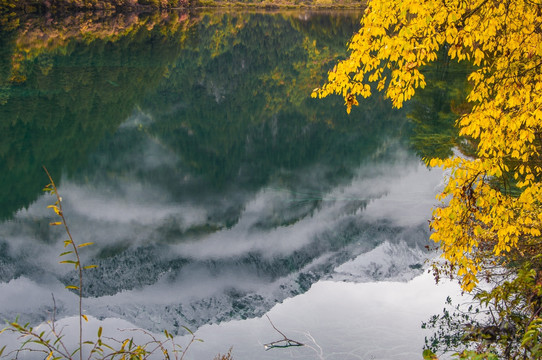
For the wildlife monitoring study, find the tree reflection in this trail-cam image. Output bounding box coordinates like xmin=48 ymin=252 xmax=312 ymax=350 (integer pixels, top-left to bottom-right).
xmin=0 ymin=12 xmax=188 ymax=219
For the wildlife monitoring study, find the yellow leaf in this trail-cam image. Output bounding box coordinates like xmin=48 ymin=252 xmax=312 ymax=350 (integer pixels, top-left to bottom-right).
xmin=77 ymin=242 xmax=94 ymax=248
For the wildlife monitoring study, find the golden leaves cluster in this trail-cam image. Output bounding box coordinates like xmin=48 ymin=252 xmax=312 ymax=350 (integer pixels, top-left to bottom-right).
xmin=314 ymin=0 xmax=542 ymax=291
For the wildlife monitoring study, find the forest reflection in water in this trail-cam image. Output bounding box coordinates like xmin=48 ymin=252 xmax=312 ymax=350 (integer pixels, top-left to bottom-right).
xmin=0 ymin=8 xmax=465 ymax=359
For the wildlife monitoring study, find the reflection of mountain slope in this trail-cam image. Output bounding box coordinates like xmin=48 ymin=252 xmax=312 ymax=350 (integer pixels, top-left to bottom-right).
xmin=332 ymin=240 xmax=427 ymax=282
xmin=74 ymin=223 xmax=430 ymax=334
xmin=65 ymin=215 xmax=421 ymax=297
xmin=0 ymin=150 xmax=439 ymax=334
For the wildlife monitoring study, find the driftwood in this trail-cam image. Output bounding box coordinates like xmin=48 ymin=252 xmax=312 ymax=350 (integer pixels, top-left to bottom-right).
xmin=263 ymin=315 xmax=304 ymax=350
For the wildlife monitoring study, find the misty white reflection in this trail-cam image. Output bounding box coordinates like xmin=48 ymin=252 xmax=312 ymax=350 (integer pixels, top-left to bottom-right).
xmin=0 ymin=148 xmax=445 ymax=330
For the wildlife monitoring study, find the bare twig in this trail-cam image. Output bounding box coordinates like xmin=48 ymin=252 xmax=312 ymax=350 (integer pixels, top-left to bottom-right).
xmin=50 ymin=293 xmax=71 ymax=357
xmin=263 ymin=315 xmax=304 ymax=350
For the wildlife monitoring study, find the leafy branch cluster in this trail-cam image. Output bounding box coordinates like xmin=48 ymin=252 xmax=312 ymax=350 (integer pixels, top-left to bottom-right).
xmin=314 ymin=0 xmax=542 ymax=358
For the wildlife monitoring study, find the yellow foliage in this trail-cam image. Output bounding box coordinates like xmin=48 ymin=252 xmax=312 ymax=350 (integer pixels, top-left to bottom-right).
xmin=315 ymin=0 xmax=542 ymax=291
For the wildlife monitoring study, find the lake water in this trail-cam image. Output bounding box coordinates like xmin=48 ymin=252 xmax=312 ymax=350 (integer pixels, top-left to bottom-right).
xmin=0 ymin=9 xmax=463 ymax=359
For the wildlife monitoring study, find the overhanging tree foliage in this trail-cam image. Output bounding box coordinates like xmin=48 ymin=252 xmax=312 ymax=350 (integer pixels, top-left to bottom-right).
xmin=313 ymin=0 xmax=542 ymax=357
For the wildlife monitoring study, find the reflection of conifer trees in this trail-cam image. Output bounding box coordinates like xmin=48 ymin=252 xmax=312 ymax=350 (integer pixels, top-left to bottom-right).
xmin=0 ymin=10 xmax=432 ymax=221
xmin=1 ymin=0 xmax=188 ymax=12
xmin=0 ymin=25 xmax=17 ymax=105
xmin=287 ymin=11 xmax=361 ymax=53
xmin=0 ymin=13 xmax=187 ymax=220
xmin=406 ymin=56 xmax=473 ymax=160
xmin=141 ymin=12 xmax=406 ymax=192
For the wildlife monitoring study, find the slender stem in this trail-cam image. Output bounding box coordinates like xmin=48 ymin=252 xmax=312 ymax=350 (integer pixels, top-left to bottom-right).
xmin=265 ymin=315 xmax=289 ymax=340
xmin=43 ymin=166 xmax=83 ymax=360
xmin=51 ymin=293 xmax=72 ymax=357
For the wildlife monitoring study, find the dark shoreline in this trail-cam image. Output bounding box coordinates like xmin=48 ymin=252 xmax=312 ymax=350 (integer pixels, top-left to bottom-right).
xmin=1 ymin=0 xmax=364 ymax=16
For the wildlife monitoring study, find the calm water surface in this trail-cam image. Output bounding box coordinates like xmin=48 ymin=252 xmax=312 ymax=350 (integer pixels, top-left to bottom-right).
xmin=0 ymin=10 xmax=462 ymax=359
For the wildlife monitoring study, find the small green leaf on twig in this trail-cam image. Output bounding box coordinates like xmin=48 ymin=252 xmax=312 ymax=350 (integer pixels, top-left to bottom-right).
xmin=65 ymin=285 xmax=79 ymax=290
xmin=84 ymin=265 xmax=98 ymax=269
xmin=49 ymin=222 xmax=62 ymax=226
xmin=60 ymin=251 xmax=73 ymax=257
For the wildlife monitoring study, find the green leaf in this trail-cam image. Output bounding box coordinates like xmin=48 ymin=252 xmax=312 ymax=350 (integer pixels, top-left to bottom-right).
xmin=83 ymin=265 xmax=98 ymax=269
xmin=422 ymin=349 xmax=438 ymax=360
xmin=59 ymin=251 xmax=73 ymax=257
xmin=98 ymin=326 xmax=103 ymax=338
xmin=102 ymin=343 xmax=115 ymax=351
xmin=65 ymin=285 xmax=79 ymax=290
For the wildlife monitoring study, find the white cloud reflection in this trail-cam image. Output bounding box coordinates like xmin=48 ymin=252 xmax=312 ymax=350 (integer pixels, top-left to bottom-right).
xmin=0 ymin=144 xmax=452 ymax=359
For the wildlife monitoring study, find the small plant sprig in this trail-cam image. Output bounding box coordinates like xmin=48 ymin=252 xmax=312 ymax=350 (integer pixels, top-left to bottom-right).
xmin=0 ymin=168 xmax=208 ymax=360
xmin=43 ymin=165 xmax=96 ymax=360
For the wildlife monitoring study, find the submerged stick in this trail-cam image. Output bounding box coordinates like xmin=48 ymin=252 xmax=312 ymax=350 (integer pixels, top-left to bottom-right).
xmin=263 ymin=315 xmax=304 ymax=350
